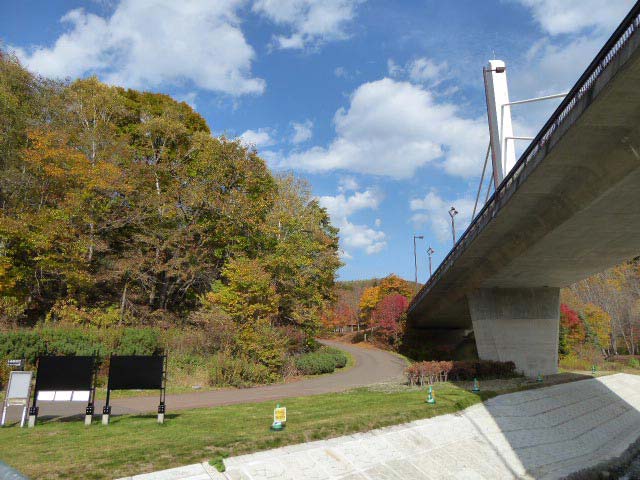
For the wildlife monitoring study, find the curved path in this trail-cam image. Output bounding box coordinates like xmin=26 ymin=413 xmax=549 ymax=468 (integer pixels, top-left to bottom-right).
xmin=33 ymin=340 xmax=407 ymax=417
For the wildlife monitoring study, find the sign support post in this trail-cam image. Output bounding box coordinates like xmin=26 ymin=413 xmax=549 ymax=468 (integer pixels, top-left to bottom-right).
xmin=84 ymin=356 xmax=98 ymax=426
xmin=102 ymin=371 xmax=112 ymax=425
xmin=27 ymin=358 xmax=40 ymax=428
xmin=158 ymin=355 xmax=167 ymax=424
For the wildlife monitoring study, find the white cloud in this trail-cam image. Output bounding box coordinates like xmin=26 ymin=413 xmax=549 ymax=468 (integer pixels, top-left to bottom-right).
xmin=13 ymin=0 xmax=265 ymax=96
xmin=407 ymin=57 xmax=448 ymax=84
xmin=410 ymin=190 xmax=475 ymax=244
xmin=320 ymin=189 xmax=381 ymax=217
xmin=374 ymin=218 xmax=381 ymax=227
xmin=240 ymin=128 xmax=276 ymax=147
xmin=334 ymin=66 xmax=348 ymax=78
xmin=514 ymin=0 xmax=633 ymax=36
xmin=338 ymin=176 xmax=359 ymax=192
xmin=253 ymin=0 xmax=363 ymax=50
xmin=275 ymin=78 xmax=486 ymax=179
xmin=291 ymin=120 xmax=313 ymax=144
xmin=387 ymin=58 xmax=403 ymax=77
xmin=318 ymin=188 xmax=386 ymax=256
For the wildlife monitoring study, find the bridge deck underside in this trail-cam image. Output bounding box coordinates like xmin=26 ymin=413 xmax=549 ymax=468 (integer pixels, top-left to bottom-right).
xmin=411 ymin=31 xmax=640 ymax=329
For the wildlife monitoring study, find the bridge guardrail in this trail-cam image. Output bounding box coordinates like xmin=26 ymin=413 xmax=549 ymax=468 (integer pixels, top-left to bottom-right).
xmin=409 ymin=1 xmax=640 ymax=314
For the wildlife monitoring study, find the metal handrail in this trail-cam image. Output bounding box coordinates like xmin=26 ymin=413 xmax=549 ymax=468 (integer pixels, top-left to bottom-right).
xmin=409 ymin=1 xmax=640 ymax=314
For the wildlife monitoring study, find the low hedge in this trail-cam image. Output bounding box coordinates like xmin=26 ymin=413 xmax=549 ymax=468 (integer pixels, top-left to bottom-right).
xmin=295 ymin=352 xmax=336 ymax=375
xmin=449 ymin=360 xmax=517 ymax=380
xmin=323 ymin=346 xmax=348 ymax=368
xmin=295 ymin=347 xmax=348 ymax=375
xmin=0 ymin=327 xmax=162 ymax=366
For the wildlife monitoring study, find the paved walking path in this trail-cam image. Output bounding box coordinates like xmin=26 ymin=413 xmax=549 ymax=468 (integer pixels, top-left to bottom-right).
xmin=32 ymin=340 xmax=407 ymax=418
xmin=117 ymin=374 xmax=640 ymax=480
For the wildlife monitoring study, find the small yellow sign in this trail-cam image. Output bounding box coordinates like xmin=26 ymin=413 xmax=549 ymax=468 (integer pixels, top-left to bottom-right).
xmin=274 ymin=406 xmax=286 ymax=423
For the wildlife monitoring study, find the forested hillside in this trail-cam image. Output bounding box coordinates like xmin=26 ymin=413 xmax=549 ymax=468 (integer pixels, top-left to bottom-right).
xmin=0 ymin=52 xmax=342 ymax=384
xmin=327 ymin=263 xmax=640 ymax=370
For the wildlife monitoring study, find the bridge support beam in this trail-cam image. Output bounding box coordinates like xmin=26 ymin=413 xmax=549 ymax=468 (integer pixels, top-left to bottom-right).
xmin=467 ymin=288 xmax=559 ymax=377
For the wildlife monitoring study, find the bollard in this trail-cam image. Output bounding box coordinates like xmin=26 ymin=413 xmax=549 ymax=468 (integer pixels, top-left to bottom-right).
xmin=84 ymin=404 xmax=94 ymax=426
xmin=426 ymin=386 xmax=436 ymax=404
xmin=27 ymin=406 xmax=38 ymax=428
xmin=157 ymin=402 xmax=165 ymax=424
xmin=102 ymin=405 xmax=111 ymax=425
xmin=472 ymin=378 xmax=480 ymax=393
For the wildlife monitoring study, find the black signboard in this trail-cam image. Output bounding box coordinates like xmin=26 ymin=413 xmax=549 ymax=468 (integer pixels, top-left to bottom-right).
xmin=29 ymin=355 xmax=97 ymax=426
xmin=35 ymin=356 xmax=95 ymax=391
xmin=108 ymin=355 xmax=165 ymax=390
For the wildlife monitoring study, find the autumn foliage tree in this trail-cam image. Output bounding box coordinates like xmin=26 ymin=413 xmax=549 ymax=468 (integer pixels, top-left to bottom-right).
xmin=559 ymin=304 xmax=585 ymax=358
xmin=0 ymin=52 xmax=341 ymax=343
xmin=371 ymin=294 xmax=408 ymax=345
xmin=355 ymin=274 xmax=413 ymax=342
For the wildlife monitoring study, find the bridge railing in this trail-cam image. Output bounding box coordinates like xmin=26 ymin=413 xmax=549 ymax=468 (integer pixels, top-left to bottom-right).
xmin=408 ymin=1 xmax=640 ymax=314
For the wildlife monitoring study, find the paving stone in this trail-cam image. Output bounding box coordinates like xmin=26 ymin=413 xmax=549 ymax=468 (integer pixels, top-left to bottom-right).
xmin=118 ymin=374 xmax=640 ymax=480
xmin=361 ymin=464 xmax=403 ymax=480
xmin=382 ymin=460 xmax=432 ymax=480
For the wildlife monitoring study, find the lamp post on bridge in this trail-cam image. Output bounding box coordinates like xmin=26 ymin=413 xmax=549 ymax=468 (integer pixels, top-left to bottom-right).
xmin=413 ymin=235 xmax=424 ymax=286
xmin=427 ymin=246 xmax=434 ymax=278
xmin=449 ymin=207 xmax=458 ymax=245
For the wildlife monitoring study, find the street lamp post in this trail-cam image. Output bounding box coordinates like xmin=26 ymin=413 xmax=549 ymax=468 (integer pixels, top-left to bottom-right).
xmin=427 ymin=246 xmax=435 ymax=277
xmin=413 ymin=235 xmax=424 ymax=285
xmin=448 ymin=207 xmax=458 ymax=245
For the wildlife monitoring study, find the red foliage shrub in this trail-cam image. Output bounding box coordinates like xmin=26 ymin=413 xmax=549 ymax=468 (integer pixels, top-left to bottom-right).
xmin=561 ymin=304 xmax=580 ymax=328
xmin=405 ymin=360 xmax=453 ymax=386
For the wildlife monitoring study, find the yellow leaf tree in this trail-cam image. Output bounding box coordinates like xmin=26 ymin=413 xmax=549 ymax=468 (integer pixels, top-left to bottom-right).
xmin=359 ymin=285 xmax=381 ymax=327
xmin=583 ymin=303 xmax=612 ymax=354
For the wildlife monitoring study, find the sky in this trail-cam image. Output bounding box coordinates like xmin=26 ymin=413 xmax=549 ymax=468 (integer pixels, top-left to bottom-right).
xmin=1 ymin=0 xmax=635 ymax=282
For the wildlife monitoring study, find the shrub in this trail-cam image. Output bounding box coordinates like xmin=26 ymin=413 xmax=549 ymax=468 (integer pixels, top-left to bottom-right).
xmin=405 ymin=361 xmax=453 ymax=386
xmin=406 ymin=359 xmax=516 ymax=384
xmin=607 ymin=355 xmax=640 ymax=364
xmin=0 ymin=327 xmax=164 ymax=363
xmin=236 ymin=322 xmax=287 ymax=380
xmin=449 ymin=360 xmax=517 ymax=380
xmin=0 ymin=361 xmax=10 ymax=389
xmin=629 ymin=357 xmax=640 ymax=369
xmin=295 ymin=351 xmax=336 ymax=375
xmin=277 ymin=325 xmax=308 ymax=355
xmin=0 ymin=330 xmax=45 ymax=364
xmin=208 ymin=351 xmax=271 ymax=387
xmin=41 ymin=327 xmax=105 ymax=357
xmin=0 ymin=296 xmax=26 ymax=327
xmin=46 ymin=300 xmax=122 ymax=327
xmin=351 ymin=331 xmax=366 ymax=343
xmin=322 ymin=346 xmax=348 ymax=368
xmin=115 ymin=328 xmax=161 ymax=355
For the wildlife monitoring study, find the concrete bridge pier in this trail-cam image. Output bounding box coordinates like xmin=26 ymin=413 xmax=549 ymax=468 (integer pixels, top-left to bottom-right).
xmin=467 ymin=288 xmax=560 ymax=377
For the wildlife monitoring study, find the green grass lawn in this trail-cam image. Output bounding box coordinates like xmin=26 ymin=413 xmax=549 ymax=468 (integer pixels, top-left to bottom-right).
xmin=0 ymin=383 xmax=493 ymax=480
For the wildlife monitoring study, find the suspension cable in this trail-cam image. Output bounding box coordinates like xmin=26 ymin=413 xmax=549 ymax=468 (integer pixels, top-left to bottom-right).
xmin=472 ymin=142 xmax=491 ymax=220
xmin=484 ymin=163 xmax=494 ymax=204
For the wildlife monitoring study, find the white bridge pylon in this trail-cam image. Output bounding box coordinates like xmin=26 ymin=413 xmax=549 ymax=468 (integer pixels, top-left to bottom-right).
xmin=480 ymin=60 xmax=567 ymax=191
xmin=473 ymin=60 xmax=567 ymax=219
xmin=483 ymin=60 xmax=515 ymax=188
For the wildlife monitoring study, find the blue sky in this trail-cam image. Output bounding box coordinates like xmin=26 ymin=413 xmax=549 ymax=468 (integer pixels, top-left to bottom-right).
xmin=1 ymin=0 xmax=634 ymax=281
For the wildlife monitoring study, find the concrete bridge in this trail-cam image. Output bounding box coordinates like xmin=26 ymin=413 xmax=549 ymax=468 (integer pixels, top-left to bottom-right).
xmin=407 ymin=4 xmax=640 ymax=377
